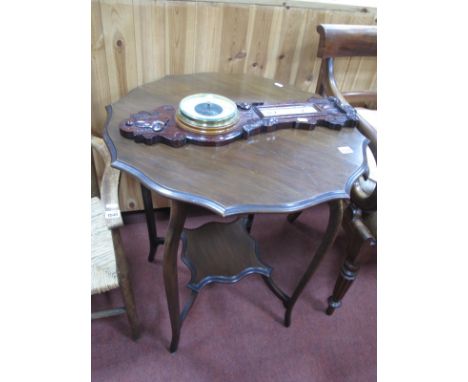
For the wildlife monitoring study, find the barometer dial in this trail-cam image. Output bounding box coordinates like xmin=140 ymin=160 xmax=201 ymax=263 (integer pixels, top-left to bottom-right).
xmin=176 ymin=93 xmax=240 ymax=134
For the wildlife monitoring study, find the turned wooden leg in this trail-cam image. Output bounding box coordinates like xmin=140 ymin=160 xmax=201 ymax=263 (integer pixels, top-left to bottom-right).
xmin=112 ymin=229 xmax=140 ymax=340
xmin=163 ymin=200 xmax=188 ymax=353
xmin=284 ymin=200 xmax=344 ymax=327
xmin=326 ymin=228 xmax=370 ymax=316
xmin=326 ymin=205 xmax=376 ymax=316
xmin=141 ymin=184 xmax=164 ymax=262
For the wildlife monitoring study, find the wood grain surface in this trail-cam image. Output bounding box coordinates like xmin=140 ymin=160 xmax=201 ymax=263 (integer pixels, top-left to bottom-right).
xmin=92 ymin=0 xmax=376 ymax=211
xmin=104 ymin=73 xmax=369 ymax=216
xmin=181 ymin=218 xmax=271 ymax=291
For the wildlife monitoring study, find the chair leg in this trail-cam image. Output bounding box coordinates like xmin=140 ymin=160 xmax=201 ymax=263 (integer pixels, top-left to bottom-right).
xmin=326 ymin=232 xmax=365 ymax=316
xmin=112 ymin=229 xmax=140 ymax=340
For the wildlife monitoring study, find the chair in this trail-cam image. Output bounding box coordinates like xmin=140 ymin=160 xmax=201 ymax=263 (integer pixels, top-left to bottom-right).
xmin=91 ymin=135 xmax=140 ymax=339
xmin=288 ymin=24 xmax=377 ymax=314
xmin=315 ymin=23 xmax=377 ymax=315
xmin=325 ymin=115 xmax=376 ymax=315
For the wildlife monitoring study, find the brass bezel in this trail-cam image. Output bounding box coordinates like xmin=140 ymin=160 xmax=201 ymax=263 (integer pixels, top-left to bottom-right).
xmin=175 ymin=111 xmax=239 ymax=135
xmin=175 ymin=93 xmax=240 ymax=135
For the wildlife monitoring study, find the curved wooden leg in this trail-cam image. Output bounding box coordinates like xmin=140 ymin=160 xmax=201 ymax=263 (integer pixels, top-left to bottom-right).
xmin=112 ymin=229 xmax=140 ymax=340
xmin=284 ymin=200 xmax=344 ymax=327
xmin=163 ymin=200 xmax=188 ymax=353
xmin=141 ymin=184 xmax=165 ymax=262
xmin=326 ymin=229 xmax=370 ymax=315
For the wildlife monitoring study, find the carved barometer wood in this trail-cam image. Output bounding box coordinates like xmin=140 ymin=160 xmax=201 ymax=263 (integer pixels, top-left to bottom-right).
xmin=119 ymin=93 xmax=358 ymax=147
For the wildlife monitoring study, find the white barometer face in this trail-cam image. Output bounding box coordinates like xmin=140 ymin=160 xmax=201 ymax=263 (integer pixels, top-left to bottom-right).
xmin=178 ymin=93 xmax=238 ymax=123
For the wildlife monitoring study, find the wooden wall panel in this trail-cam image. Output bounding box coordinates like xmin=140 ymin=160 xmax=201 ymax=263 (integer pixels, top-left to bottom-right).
xmin=194 ymin=3 xmax=224 ymax=72
xmin=244 ymin=6 xmax=274 ymax=77
xmin=294 ymin=9 xmax=325 ymax=91
xmin=219 ymin=4 xmax=251 ymax=73
xmin=273 ymin=7 xmax=306 ymax=85
xmin=91 ymin=0 xmax=111 ymax=136
xmin=165 ymin=1 xmax=197 ymax=74
xmin=133 ymin=0 xmax=167 ymax=85
xmin=99 ymin=0 xmax=139 ymax=102
xmin=91 ymin=0 xmax=377 ymax=212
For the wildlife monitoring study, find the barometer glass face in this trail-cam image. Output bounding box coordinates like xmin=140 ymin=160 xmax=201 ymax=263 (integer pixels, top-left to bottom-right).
xmin=256 ymin=104 xmax=318 ymax=118
xmin=194 ymin=102 xmax=223 ymax=117
xmin=178 ymin=93 xmax=238 ymax=124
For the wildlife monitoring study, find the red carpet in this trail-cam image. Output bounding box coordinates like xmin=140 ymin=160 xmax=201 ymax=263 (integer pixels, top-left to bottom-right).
xmin=92 ymin=205 xmax=376 ymax=381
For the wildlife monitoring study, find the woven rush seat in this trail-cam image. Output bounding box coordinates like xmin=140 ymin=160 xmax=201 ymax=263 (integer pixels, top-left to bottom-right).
xmin=91 ymin=196 xmax=118 ymax=295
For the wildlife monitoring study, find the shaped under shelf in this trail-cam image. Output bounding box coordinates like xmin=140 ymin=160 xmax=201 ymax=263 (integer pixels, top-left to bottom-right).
xmin=181 ymin=218 xmax=271 ymax=292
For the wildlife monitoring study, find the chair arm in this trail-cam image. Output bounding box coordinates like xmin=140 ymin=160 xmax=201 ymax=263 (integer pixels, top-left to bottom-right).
xmin=317 ymin=57 xmax=377 ymax=162
xmin=353 ymin=214 xmax=377 ymax=245
xmin=344 ymin=205 xmax=376 ymax=245
xmin=91 ymin=135 xmax=111 ymax=167
xmin=350 ymin=118 xmax=377 ymax=212
xmin=317 ymin=57 xmax=348 ymax=105
xmin=342 ymin=91 xmax=377 ymax=109
xmin=101 ymin=165 xmax=123 ymax=229
xmin=357 ymin=115 xmax=377 ymax=163
xmin=91 ymin=136 xmax=124 ymax=229
xmin=351 ymin=177 xmax=377 ymax=212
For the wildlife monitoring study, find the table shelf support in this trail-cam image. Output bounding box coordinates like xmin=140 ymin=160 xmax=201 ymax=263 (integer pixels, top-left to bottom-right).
xmin=165 ymin=214 xmax=271 ymax=352
xmin=162 ymin=200 xmax=188 ymax=353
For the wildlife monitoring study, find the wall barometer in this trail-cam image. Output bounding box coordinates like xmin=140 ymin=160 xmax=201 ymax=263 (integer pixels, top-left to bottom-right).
xmin=119 ymin=93 xmax=358 ymax=147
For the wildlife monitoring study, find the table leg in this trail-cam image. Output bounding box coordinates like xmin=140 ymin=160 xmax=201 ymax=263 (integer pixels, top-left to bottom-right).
xmin=163 ymin=200 xmax=188 ymax=353
xmin=287 ymin=211 xmax=302 ymax=223
xmin=140 ymin=184 xmax=165 ymax=262
xmin=284 ymin=199 xmax=344 ymax=327
xmin=245 ymin=214 xmax=255 ymax=233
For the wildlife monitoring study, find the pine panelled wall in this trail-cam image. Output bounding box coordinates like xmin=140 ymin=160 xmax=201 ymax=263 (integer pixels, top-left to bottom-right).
xmin=91 ymin=0 xmax=377 ymax=211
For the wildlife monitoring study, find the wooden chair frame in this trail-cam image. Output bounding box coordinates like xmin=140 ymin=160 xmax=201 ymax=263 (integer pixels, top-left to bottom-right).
xmin=288 ymin=24 xmax=377 ymax=315
xmin=91 ymin=136 xmax=140 ymax=340
xmin=316 ymin=24 xmax=377 ymax=163
xmin=315 ymin=24 xmax=377 ymax=315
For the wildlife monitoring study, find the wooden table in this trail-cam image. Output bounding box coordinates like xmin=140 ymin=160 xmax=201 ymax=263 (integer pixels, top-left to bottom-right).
xmin=104 ymin=73 xmax=369 ymax=352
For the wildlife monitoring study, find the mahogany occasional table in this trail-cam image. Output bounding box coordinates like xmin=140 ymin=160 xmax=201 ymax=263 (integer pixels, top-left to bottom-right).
xmin=103 ymin=73 xmax=369 ymax=353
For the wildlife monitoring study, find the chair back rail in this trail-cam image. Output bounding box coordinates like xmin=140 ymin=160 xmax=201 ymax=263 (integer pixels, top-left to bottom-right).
xmin=316 ymin=24 xmax=377 ymax=58
xmin=315 ymin=24 xmax=377 ymax=107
